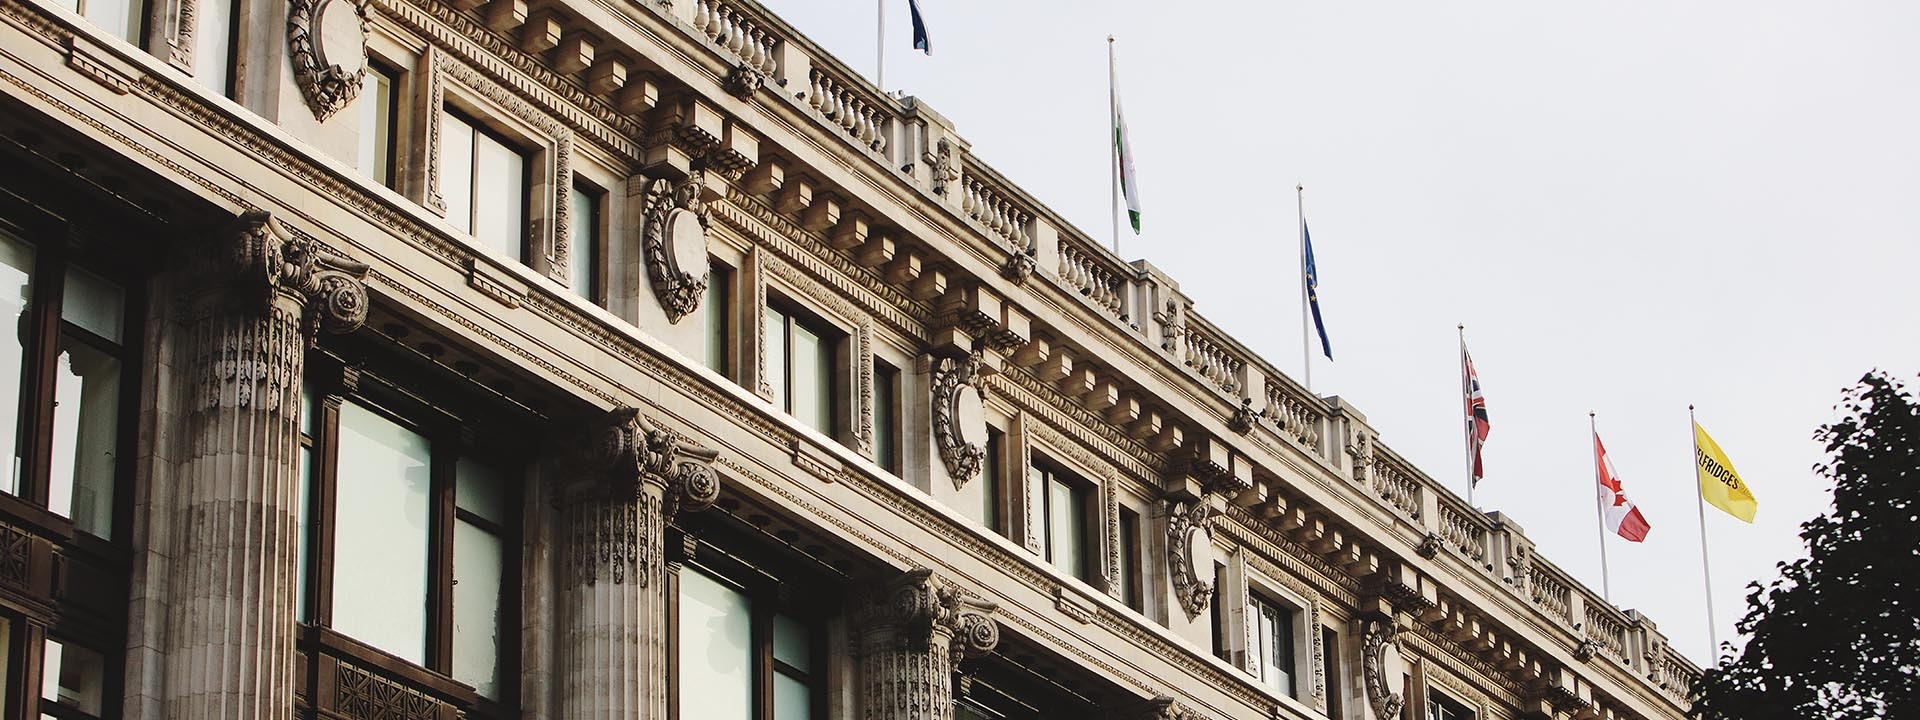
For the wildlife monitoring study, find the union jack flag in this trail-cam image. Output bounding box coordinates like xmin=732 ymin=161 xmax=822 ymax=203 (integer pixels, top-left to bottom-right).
xmin=1463 ymin=344 xmax=1490 ymax=484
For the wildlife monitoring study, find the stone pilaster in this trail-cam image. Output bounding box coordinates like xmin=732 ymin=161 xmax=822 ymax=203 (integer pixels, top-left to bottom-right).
xmin=557 ymin=407 xmax=719 ymax=719
xmin=162 ymin=210 xmax=368 ymax=718
xmin=855 ymin=569 xmax=999 ymax=720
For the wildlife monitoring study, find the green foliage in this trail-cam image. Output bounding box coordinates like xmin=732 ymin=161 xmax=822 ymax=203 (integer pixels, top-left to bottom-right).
xmin=1689 ymin=372 xmax=1920 ymax=720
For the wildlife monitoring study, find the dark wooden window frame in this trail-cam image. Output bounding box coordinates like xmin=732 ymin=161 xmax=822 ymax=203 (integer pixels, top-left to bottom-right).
xmin=568 ymin=177 xmax=603 ymax=305
xmin=295 ymin=362 xmax=523 ymax=718
xmin=665 ymin=526 xmax=832 ymax=720
xmin=871 ymin=358 xmax=899 ymax=474
xmin=1116 ymin=506 xmax=1143 ymax=611
xmin=441 ymin=104 xmax=534 ymax=265
xmin=1029 ymin=458 xmax=1095 ymax=583
xmin=364 ymin=59 xmax=402 ymax=190
xmin=763 ymin=297 xmax=843 ymax=436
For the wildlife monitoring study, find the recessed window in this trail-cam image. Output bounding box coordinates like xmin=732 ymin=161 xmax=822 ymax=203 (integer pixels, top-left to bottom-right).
xmin=1210 ymin=562 xmax=1229 ymax=662
xmin=979 ymin=429 xmax=1002 ymax=534
xmin=704 ymin=260 xmax=731 ymax=376
xmin=440 ymin=107 xmax=529 ymax=262
xmin=1117 ymin=507 xmax=1142 ymax=611
xmin=42 ymin=638 xmax=107 ymax=717
xmin=58 ymin=0 xmax=141 ymax=43
xmin=1323 ymin=627 xmax=1343 ymax=719
xmin=763 ymin=303 xmax=836 ymax=434
xmin=568 ymin=180 xmax=601 ymax=303
xmin=195 ymin=0 xmax=238 ymax=97
xmin=1029 ymin=460 xmax=1090 ymax=581
xmin=872 ymin=360 xmax=899 ymax=473
xmin=357 ymin=63 xmax=399 ymax=188
xmin=1252 ymin=594 xmax=1296 ymax=696
xmin=1428 ymin=691 xmax=1473 ymax=720
xmin=676 ymin=565 xmax=822 ymax=720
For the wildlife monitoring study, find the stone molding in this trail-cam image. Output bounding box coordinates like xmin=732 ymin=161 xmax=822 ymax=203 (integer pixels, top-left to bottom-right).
xmin=1361 ymin=617 xmax=1404 ymax=720
xmin=854 ymin=568 xmax=999 ymax=720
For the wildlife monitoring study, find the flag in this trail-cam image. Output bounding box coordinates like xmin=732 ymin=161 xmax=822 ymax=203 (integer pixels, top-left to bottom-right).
xmin=1110 ymin=44 xmax=1141 ymax=234
xmin=1593 ymin=432 xmax=1652 ymax=542
xmin=907 ymin=0 xmax=931 ymax=55
xmin=1303 ymin=223 xmax=1331 ymax=359
xmin=1462 ymin=344 xmax=1489 ymax=484
xmin=1694 ymin=421 xmax=1757 ymax=522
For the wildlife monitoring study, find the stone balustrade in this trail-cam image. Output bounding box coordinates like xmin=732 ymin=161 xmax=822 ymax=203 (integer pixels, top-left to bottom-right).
xmin=1367 ymin=447 xmax=1424 ymax=522
xmin=1527 ymin=558 xmax=1576 ymax=626
xmin=1436 ymin=496 xmax=1492 ymax=567
xmin=1057 ymin=240 xmax=1128 ymax=322
xmin=806 ymin=67 xmax=891 ymax=154
xmin=1178 ymin=315 xmax=1246 ymax=397
xmin=1261 ymin=373 xmax=1324 ymax=452
xmin=1654 ymin=648 xmax=1700 ymax=702
xmin=692 ymin=0 xmax=778 ymax=78
xmin=1585 ymin=601 xmax=1632 ymax=665
xmin=957 ymin=160 xmax=1035 ymax=251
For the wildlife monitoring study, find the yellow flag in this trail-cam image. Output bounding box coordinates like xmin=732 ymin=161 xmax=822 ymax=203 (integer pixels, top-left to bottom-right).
xmin=1694 ymin=421 xmax=1757 ymax=522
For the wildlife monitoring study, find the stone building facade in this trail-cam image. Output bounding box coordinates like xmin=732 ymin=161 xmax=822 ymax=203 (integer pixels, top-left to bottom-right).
xmin=0 ymin=0 xmax=1704 ymax=716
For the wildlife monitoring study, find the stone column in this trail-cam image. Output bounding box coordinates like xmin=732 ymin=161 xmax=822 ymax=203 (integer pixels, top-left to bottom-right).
xmin=855 ymin=569 xmax=999 ymax=720
xmin=557 ymin=407 xmax=719 ymax=719
xmin=162 ymin=210 xmax=368 ymax=718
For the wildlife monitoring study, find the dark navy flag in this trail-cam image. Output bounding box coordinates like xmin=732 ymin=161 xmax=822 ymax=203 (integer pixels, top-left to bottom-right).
xmin=908 ymin=0 xmax=931 ymax=55
xmin=1304 ymin=222 xmax=1332 ymax=359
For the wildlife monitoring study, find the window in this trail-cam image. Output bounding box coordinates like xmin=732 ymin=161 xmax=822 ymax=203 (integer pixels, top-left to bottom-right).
xmin=57 ymin=0 xmax=141 ymax=43
xmin=979 ymin=429 xmax=1001 ymax=533
xmin=676 ymin=565 xmax=823 ymax=720
xmin=763 ymin=304 xmax=835 ymax=434
xmin=0 ymin=229 xmax=132 ymax=541
xmin=298 ymin=386 xmax=519 ymax=703
xmin=1116 ymin=507 xmax=1142 ymax=611
xmin=1427 ymin=691 xmax=1472 ymax=720
xmin=357 ymin=63 xmax=399 ymax=188
xmin=1029 ymin=461 xmax=1090 ymax=581
xmin=568 ymin=180 xmax=601 ymax=302
xmin=704 ymin=260 xmax=731 ymax=375
xmin=1251 ymin=594 xmax=1295 ymax=696
xmin=1323 ymin=627 xmax=1343 ymax=720
xmin=41 ymin=637 xmax=108 ymax=718
xmin=440 ymin=107 xmax=529 ymax=262
xmin=195 ymin=0 xmax=238 ymax=97
xmin=872 ymin=360 xmax=898 ymax=473
xmin=1209 ymin=562 xmax=1228 ymax=662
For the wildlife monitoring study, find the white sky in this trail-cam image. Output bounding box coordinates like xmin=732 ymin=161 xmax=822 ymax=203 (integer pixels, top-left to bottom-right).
xmin=763 ymin=0 xmax=1920 ymax=667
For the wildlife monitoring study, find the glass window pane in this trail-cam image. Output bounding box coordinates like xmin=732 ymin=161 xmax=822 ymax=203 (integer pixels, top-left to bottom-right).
xmin=1117 ymin=510 xmax=1137 ymax=608
xmin=0 ymin=234 xmax=32 ymax=497
xmin=195 ymin=0 xmax=234 ymax=97
xmin=704 ymin=264 xmax=728 ymax=374
xmin=81 ymin=0 xmax=139 ymax=44
xmin=979 ymin=432 xmax=999 ymax=532
xmin=61 ymin=267 xmax=122 ymax=344
xmin=773 ymin=671 xmax=811 ymax=720
xmin=0 ymin=618 xmax=9 ymax=712
xmin=358 ymin=68 xmax=395 ymax=186
xmin=790 ymin=322 xmax=826 ymax=433
xmin=763 ymin=307 xmax=787 ymax=409
xmin=296 ymin=441 xmax=312 ymax=622
xmin=456 ymin=454 xmax=510 ymax=526
xmin=332 ymin=403 xmax=432 ymax=664
xmin=569 ymin=184 xmax=596 ymax=299
xmin=1047 ymin=477 xmax=1083 ymax=579
xmin=453 ymin=519 xmax=504 ymax=698
xmin=41 ymin=639 xmax=104 ymax=714
xmin=472 ymin=130 xmax=525 ymax=261
xmin=440 ymin=111 xmax=474 ymax=235
xmin=1025 ymin=466 xmax=1044 ymax=558
xmin=873 ymin=363 xmax=895 ymax=472
xmin=771 ymin=614 xmax=809 ymax=672
xmin=48 ymin=338 xmax=120 ymax=539
xmin=678 ymin=570 xmax=751 ymax=720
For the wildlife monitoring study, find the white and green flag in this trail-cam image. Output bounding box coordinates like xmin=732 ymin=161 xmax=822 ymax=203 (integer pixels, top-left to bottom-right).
xmin=1110 ymin=39 xmax=1141 ymax=234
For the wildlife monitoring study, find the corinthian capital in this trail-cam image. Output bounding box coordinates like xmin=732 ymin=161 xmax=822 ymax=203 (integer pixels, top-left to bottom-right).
xmin=195 ymin=210 xmax=370 ymax=341
xmin=858 ymin=568 xmax=999 ymax=658
xmin=576 ymin=406 xmax=720 ymax=517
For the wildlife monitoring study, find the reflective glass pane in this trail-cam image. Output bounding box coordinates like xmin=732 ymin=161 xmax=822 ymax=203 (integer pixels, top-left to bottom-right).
xmin=195 ymin=0 xmax=234 ymax=96
xmin=48 ymin=338 xmax=119 ymax=539
xmin=456 ymin=454 xmax=510 ymax=526
xmin=1117 ymin=510 xmax=1137 ymax=608
xmin=296 ymin=441 xmax=312 ymax=621
xmin=678 ymin=570 xmax=751 ymax=720
xmin=791 ymin=323 xmax=828 ymax=432
xmin=763 ymin=307 xmax=787 ymax=408
xmin=569 ymin=184 xmax=596 ymax=299
xmin=771 ymin=613 xmax=809 ymax=672
xmin=80 ymin=0 xmax=139 ymax=44
xmin=1047 ymin=477 xmax=1083 ymax=579
xmin=453 ymin=519 xmax=504 ymax=698
xmin=440 ymin=110 xmax=475 ymax=235
xmin=873 ymin=363 xmax=895 ymax=471
xmin=358 ymin=68 xmax=395 ymax=186
xmin=41 ymin=639 xmax=105 ymax=714
xmin=0 ymin=234 xmax=32 ymax=497
xmin=332 ymin=403 xmax=432 ymax=663
xmin=773 ymin=671 xmax=811 ymax=720
xmin=703 ymin=264 xmax=728 ymax=374
xmin=472 ymin=130 xmax=525 ymax=261
xmin=61 ymin=267 xmax=122 ymax=344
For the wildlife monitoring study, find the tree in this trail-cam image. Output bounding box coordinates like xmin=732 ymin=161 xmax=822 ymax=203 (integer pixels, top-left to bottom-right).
xmin=1690 ymin=371 xmax=1920 ymax=720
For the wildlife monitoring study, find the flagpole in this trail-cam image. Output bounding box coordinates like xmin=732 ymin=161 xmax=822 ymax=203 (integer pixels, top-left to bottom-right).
xmin=1108 ymin=36 xmax=1120 ymax=255
xmin=1460 ymin=324 xmax=1473 ymax=507
xmin=1298 ymin=184 xmax=1310 ymax=393
xmin=1590 ymin=411 xmax=1613 ymax=603
xmin=1691 ymin=404 xmax=1722 ymax=665
xmin=876 ymin=0 xmax=886 ymax=91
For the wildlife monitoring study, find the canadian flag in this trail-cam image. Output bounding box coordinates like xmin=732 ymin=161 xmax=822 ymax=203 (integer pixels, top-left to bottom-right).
xmin=1594 ymin=433 xmax=1651 ymax=542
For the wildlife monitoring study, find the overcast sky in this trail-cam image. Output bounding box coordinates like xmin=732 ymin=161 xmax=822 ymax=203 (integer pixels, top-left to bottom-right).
xmin=764 ymin=0 xmax=1920 ymax=667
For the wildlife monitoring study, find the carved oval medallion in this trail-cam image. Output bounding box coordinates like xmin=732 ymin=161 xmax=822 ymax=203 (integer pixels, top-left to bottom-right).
xmin=953 ymin=386 xmax=985 ymax=449
xmin=665 ymin=208 xmax=709 ymax=281
xmin=315 ymin=0 xmax=366 ymax=75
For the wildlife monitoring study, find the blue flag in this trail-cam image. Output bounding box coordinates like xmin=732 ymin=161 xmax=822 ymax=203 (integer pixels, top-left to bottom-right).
xmin=1304 ymin=222 xmax=1333 ymax=359
xmin=908 ymin=0 xmax=931 ymax=55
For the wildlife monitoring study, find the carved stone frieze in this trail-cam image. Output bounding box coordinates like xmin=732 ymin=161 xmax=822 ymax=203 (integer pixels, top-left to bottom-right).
xmin=1166 ymin=497 xmax=1215 ymax=620
xmin=335 ymin=661 xmax=441 ymax=720
xmin=563 ymin=407 xmax=720 ymax=587
xmin=931 ymin=352 xmax=988 ymax=488
xmin=640 ymin=171 xmax=713 ymax=324
xmin=288 ymin=0 xmax=370 ymax=122
xmin=854 ymin=568 xmax=999 ymax=720
xmin=1124 ymin=696 xmax=1205 ymax=720
xmin=1362 ymin=618 xmax=1405 ymax=720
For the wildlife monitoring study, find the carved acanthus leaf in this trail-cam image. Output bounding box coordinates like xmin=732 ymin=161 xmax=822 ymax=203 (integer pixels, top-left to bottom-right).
xmin=641 ymin=173 xmax=712 ymax=323
xmin=1362 ymin=618 xmax=1405 ymax=720
xmin=932 ymin=353 xmax=987 ymax=488
xmin=289 ymin=0 xmax=370 ymax=121
xmin=1166 ymin=497 xmax=1215 ymax=619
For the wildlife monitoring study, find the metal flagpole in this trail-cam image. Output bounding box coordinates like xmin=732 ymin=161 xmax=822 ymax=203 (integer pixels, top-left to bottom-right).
xmin=1298 ymin=184 xmax=1310 ymax=392
xmin=1691 ymin=404 xmax=1721 ymax=665
xmin=1460 ymin=324 xmax=1473 ymax=507
xmin=1109 ymin=37 xmax=1120 ymax=255
xmin=876 ymin=0 xmax=886 ymax=91
xmin=1590 ymin=412 xmax=1613 ymax=603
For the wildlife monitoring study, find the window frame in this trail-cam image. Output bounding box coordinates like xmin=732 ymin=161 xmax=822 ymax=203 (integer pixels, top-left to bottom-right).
xmin=357 ymin=58 xmax=403 ymax=190
xmin=704 ymin=257 xmax=734 ymax=378
xmin=871 ymin=358 xmax=899 ymax=474
xmin=439 ymin=104 xmax=533 ymax=264
xmin=762 ymin=298 xmax=842 ymax=437
xmin=295 ymin=364 xmax=524 ymax=716
xmin=667 ymin=529 xmax=831 ymax=720
xmin=1028 ymin=458 xmax=1093 ymax=582
xmin=1426 ymin=689 xmax=1474 ymax=720
xmin=1238 ymin=567 xmax=1315 ymax=702
xmin=567 ymin=177 xmax=604 ymax=305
